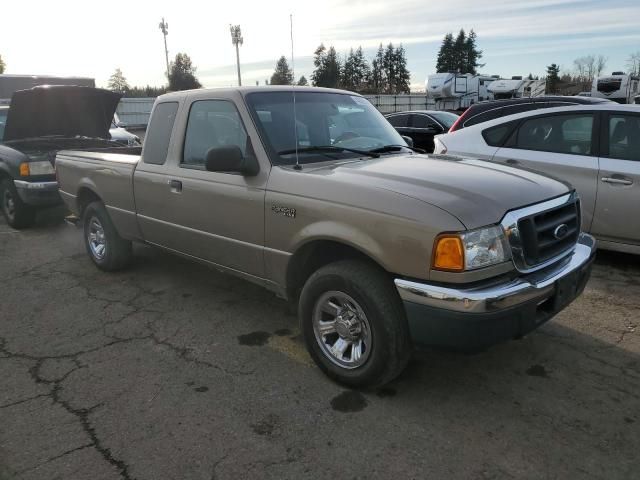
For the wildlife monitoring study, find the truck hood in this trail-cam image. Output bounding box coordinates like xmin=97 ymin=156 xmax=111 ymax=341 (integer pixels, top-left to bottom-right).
xmin=316 ymin=154 xmax=571 ymax=229
xmin=3 ymin=86 xmax=122 ymax=142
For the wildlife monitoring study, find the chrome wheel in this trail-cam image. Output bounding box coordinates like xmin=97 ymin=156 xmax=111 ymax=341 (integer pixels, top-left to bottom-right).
xmin=87 ymin=217 xmax=107 ymax=260
xmin=312 ymin=291 xmax=372 ymax=369
xmin=2 ymin=187 xmax=15 ymax=221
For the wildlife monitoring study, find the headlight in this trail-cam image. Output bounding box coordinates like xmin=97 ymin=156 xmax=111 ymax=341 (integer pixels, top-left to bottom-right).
xmin=433 ymin=225 xmax=510 ymax=271
xmin=19 ymin=161 xmax=55 ymax=176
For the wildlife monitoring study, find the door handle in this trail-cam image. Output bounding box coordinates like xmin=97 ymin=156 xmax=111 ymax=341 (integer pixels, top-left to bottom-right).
xmin=168 ymin=179 xmax=183 ymax=193
xmin=506 ymin=159 xmax=520 ymax=165
xmin=601 ymin=177 xmax=633 ymax=186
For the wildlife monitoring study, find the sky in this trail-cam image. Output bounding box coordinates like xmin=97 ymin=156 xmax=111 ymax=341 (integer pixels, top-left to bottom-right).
xmin=2 ymin=0 xmax=640 ymax=92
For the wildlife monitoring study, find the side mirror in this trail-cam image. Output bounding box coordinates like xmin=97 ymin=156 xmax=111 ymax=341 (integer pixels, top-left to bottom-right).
xmin=205 ymin=145 xmax=259 ymax=176
xmin=401 ymin=135 xmax=414 ymax=147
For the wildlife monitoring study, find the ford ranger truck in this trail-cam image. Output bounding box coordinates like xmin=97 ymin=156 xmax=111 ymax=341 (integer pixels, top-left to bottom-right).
xmin=55 ymin=87 xmax=596 ymax=387
xmin=0 ymin=86 xmax=129 ymax=228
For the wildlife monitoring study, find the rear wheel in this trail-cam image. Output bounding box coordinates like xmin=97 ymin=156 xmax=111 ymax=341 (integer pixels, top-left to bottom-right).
xmin=0 ymin=178 xmax=36 ymax=229
xmin=299 ymin=260 xmax=411 ymax=388
xmin=83 ymin=201 xmax=132 ymax=271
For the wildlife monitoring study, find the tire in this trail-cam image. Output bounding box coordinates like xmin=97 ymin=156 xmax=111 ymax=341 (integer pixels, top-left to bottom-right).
xmin=0 ymin=178 xmax=36 ymax=229
xmin=299 ymin=259 xmax=412 ymax=388
xmin=83 ymin=201 xmax=132 ymax=271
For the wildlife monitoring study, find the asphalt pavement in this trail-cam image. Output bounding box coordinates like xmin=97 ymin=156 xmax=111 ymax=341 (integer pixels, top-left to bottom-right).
xmin=1 ymin=209 xmax=638 ymax=479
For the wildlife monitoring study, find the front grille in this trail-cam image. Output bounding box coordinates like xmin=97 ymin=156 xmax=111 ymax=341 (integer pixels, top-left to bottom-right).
xmin=517 ymin=198 xmax=580 ymax=266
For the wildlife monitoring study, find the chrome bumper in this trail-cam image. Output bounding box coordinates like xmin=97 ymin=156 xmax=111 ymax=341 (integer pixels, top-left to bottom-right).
xmin=395 ymin=233 xmax=596 ymax=314
xmin=13 ymin=180 xmax=61 ymax=206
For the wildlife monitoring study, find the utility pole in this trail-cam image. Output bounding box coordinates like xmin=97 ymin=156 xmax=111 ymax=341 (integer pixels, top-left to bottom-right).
xmin=230 ymin=25 xmax=243 ymax=86
xmin=159 ymin=18 xmax=170 ymax=83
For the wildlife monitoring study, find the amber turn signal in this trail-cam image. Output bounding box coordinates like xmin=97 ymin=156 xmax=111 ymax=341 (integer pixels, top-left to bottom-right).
xmin=19 ymin=163 xmax=30 ymax=176
xmin=433 ymin=235 xmax=464 ymax=271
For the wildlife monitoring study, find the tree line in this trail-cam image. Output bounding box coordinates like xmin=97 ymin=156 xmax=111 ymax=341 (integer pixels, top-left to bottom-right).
xmin=269 ymin=43 xmax=411 ymax=94
xmin=435 ymin=29 xmax=483 ymax=74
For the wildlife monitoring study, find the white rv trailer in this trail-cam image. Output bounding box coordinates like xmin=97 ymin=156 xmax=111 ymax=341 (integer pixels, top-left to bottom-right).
xmin=591 ymin=72 xmax=640 ymax=104
xmin=426 ymin=73 xmax=498 ymax=110
xmin=486 ymin=77 xmax=546 ymax=99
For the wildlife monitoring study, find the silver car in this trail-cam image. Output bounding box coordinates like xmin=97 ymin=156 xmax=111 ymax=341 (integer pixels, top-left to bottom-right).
xmin=434 ymin=104 xmax=640 ymax=254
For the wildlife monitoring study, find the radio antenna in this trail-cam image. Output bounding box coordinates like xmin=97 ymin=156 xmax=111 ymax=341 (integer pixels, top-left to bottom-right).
xmin=290 ymin=13 xmax=301 ymax=170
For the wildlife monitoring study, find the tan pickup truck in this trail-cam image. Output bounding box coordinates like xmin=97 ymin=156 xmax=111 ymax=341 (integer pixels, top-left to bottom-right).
xmin=56 ymin=87 xmax=596 ymax=387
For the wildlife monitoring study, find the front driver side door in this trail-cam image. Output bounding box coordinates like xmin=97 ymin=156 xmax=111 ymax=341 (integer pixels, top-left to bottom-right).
xmin=492 ymin=112 xmax=599 ymax=230
xmin=135 ymin=98 xmax=268 ymax=279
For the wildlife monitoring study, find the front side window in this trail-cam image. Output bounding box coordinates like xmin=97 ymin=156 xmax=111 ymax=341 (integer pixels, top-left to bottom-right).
xmin=183 ymin=100 xmax=248 ymax=167
xmin=515 ymin=114 xmax=594 ymax=155
xmin=426 ymin=112 xmax=459 ymax=130
xmin=246 ymin=91 xmax=405 ymax=166
xmin=608 ymin=114 xmax=640 ymax=161
xmin=412 ymin=115 xmax=438 ymax=129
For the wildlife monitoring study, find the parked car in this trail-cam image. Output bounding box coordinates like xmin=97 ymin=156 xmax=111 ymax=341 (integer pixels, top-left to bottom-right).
xmin=434 ymin=104 xmax=640 ymax=254
xmin=448 ymin=96 xmax=613 ymax=132
xmin=56 ymin=87 xmax=595 ymax=387
xmin=385 ymin=110 xmax=459 ymax=152
xmin=110 ymin=113 xmax=141 ymax=146
xmin=0 ymin=86 xmax=130 ymax=228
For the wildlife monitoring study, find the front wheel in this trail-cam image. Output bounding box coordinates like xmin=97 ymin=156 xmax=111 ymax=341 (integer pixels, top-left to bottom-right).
xmin=83 ymin=201 xmax=132 ymax=271
xmin=0 ymin=178 xmax=36 ymax=229
xmin=299 ymin=260 xmax=412 ymax=388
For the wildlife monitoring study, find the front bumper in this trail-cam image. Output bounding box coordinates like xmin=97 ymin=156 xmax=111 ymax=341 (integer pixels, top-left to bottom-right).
xmin=395 ymin=233 xmax=596 ymax=350
xmin=14 ymin=180 xmax=62 ymax=207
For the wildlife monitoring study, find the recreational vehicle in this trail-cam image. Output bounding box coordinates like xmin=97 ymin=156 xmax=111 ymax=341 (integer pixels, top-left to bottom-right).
xmin=426 ymin=73 xmax=498 ymax=110
xmin=486 ymin=77 xmax=546 ymax=99
xmin=591 ymin=72 xmax=640 ymax=104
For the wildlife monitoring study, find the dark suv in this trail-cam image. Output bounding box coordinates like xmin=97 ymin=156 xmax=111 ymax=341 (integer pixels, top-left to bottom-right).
xmin=449 ymin=96 xmax=613 ymax=132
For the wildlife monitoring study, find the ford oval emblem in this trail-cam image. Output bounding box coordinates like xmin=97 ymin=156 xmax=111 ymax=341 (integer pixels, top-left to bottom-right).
xmin=553 ymin=224 xmax=569 ymax=239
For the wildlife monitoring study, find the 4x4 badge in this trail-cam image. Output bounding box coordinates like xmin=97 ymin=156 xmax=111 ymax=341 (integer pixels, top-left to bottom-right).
xmin=272 ymin=205 xmax=296 ymax=218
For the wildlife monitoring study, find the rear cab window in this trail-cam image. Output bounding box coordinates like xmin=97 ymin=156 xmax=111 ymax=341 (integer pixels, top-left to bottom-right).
xmin=143 ymin=102 xmax=179 ymax=165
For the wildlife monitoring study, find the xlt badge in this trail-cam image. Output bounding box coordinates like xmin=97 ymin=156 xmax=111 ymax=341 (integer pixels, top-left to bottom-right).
xmin=271 ymin=205 xmax=296 ymax=218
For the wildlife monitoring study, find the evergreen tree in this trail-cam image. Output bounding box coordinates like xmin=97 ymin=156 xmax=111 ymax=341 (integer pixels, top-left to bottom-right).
xmin=436 ymin=33 xmax=455 ymax=72
xmin=453 ymin=29 xmax=467 ymax=72
xmin=383 ymin=43 xmax=396 ymax=94
xmin=311 ymin=44 xmax=341 ymax=88
xmin=108 ymin=68 xmax=130 ymax=93
xmin=0 ymin=54 xmax=5 ymax=74
xmin=392 ymin=45 xmax=411 ymax=94
xmin=168 ymin=53 xmax=202 ymax=91
xmin=370 ymin=44 xmax=386 ymax=93
xmin=546 ymin=64 xmax=561 ymax=93
xmin=341 ymin=47 xmax=371 ymax=92
xmin=270 ymin=56 xmax=294 ymax=85
xmin=297 ymin=75 xmax=308 ymax=86
xmin=464 ymin=30 xmax=483 ymax=74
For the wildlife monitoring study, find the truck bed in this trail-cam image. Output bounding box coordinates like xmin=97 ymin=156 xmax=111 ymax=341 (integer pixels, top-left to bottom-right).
xmin=56 ymin=148 xmax=142 ymax=239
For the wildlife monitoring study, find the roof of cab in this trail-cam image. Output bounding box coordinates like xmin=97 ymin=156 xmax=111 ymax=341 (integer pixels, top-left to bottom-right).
xmin=156 ymin=86 xmax=360 ymax=102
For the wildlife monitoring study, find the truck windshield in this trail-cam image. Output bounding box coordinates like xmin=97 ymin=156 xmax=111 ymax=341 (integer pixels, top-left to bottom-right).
xmin=246 ymin=91 xmax=406 ymax=165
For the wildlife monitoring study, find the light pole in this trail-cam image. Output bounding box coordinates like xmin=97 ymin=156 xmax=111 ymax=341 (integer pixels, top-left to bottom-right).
xmin=230 ymin=25 xmax=243 ymax=86
xmin=159 ymin=18 xmax=170 ymax=83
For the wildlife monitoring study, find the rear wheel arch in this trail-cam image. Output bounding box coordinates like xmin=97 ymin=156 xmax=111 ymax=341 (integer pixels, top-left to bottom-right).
xmin=76 ymin=187 xmax=103 ymax=217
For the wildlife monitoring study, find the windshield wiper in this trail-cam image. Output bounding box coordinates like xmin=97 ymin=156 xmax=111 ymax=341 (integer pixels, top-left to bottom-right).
xmin=277 ymin=145 xmax=380 ymax=158
xmin=369 ymin=144 xmax=426 ymax=154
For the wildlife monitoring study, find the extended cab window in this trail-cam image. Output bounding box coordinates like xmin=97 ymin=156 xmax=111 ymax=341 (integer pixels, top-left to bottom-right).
xmin=143 ymin=102 xmax=178 ymax=165
xmin=607 ymin=114 xmax=640 ymax=161
xmin=515 ymin=114 xmax=594 ymax=155
xmin=182 ymin=100 xmax=248 ymax=167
